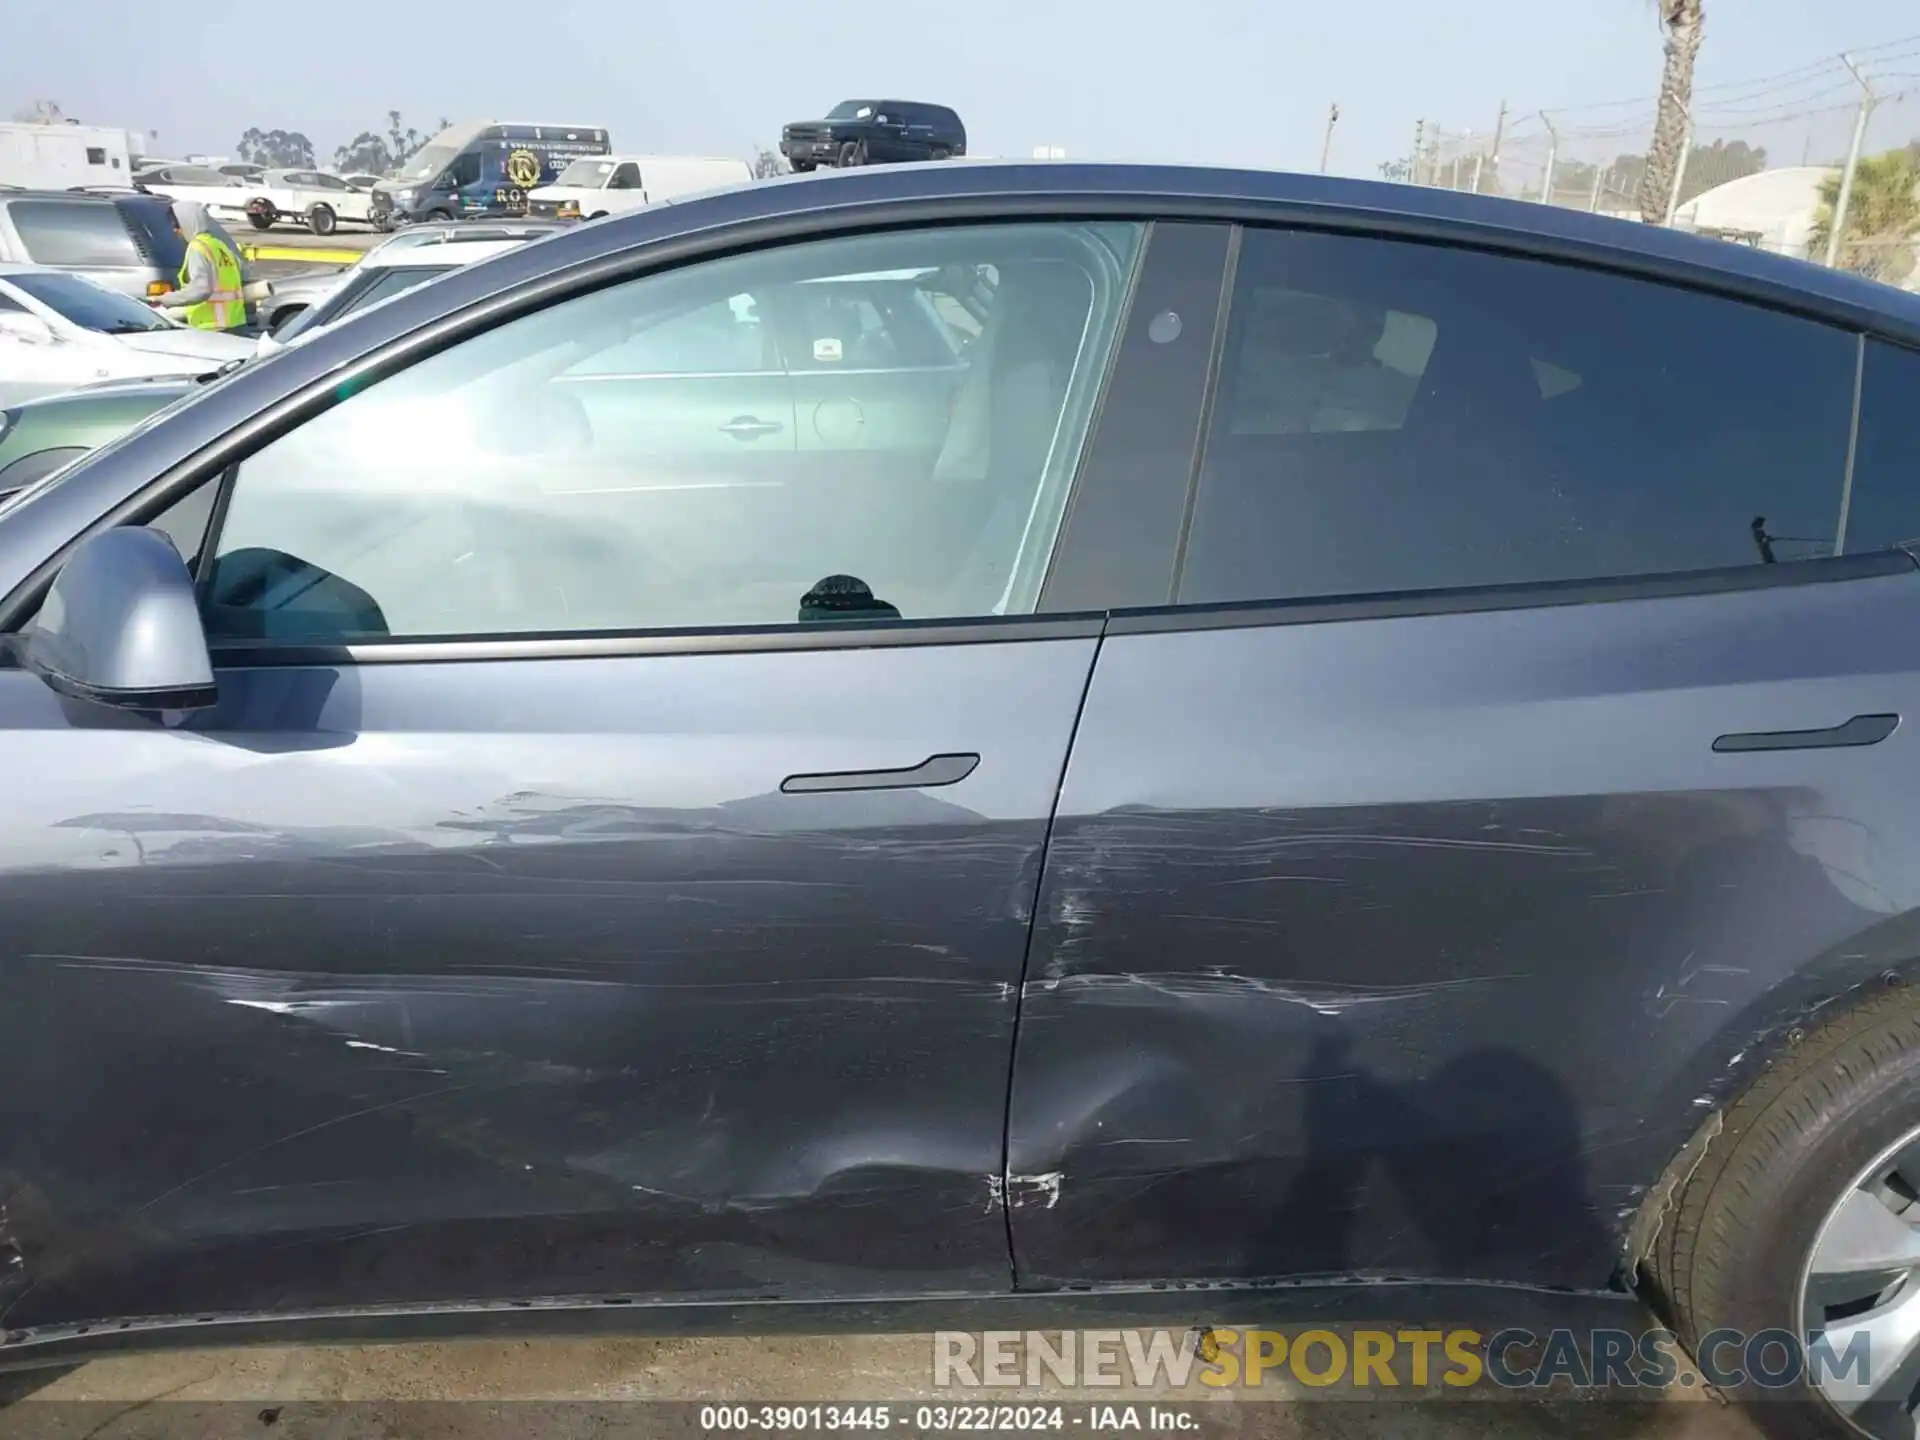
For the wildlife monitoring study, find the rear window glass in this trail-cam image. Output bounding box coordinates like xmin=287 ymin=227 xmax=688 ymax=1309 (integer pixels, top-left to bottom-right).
xmin=8 ymin=200 xmax=143 ymax=268
xmin=115 ymin=197 xmax=187 ymax=273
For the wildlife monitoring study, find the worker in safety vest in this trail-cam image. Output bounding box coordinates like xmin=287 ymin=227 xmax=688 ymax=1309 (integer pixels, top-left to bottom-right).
xmin=154 ymin=201 xmax=251 ymax=331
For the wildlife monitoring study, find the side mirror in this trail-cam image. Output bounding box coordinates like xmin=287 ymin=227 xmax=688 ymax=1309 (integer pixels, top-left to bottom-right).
xmin=24 ymin=526 xmax=217 ymax=711
xmin=0 ymin=312 xmax=59 ymax=346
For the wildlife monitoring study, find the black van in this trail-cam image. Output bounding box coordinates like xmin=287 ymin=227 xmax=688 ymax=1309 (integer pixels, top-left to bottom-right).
xmin=779 ymin=101 xmax=966 ymax=170
xmin=369 ymin=122 xmax=612 ymax=228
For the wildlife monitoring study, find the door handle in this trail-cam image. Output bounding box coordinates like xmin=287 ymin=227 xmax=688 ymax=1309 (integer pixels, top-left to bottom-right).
xmin=781 ymin=753 xmax=981 ymax=794
xmin=719 ymin=415 xmax=783 ymax=441
xmin=1713 ymin=713 xmax=1899 ymax=754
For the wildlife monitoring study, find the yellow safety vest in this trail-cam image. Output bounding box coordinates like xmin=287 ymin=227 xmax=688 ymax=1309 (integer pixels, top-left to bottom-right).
xmin=178 ymin=233 xmax=246 ymax=331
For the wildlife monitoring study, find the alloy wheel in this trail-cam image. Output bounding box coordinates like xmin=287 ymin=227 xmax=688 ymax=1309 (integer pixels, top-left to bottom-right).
xmin=1802 ymin=1123 xmax=1920 ymax=1437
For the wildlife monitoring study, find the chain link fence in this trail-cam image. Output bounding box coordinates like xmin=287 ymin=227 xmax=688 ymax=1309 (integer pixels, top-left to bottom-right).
xmin=1399 ymin=37 xmax=1920 ymax=286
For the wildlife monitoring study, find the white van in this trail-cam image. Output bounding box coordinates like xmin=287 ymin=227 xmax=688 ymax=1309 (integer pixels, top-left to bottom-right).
xmin=527 ymin=154 xmax=753 ymax=221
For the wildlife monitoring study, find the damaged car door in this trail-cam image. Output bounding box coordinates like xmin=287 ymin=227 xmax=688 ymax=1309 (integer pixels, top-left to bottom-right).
xmin=0 ymin=218 xmax=1140 ymax=1331
xmin=1006 ymin=221 xmax=1906 ymax=1294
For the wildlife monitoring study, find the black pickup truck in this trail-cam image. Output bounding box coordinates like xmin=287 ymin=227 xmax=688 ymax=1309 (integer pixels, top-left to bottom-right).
xmin=779 ymin=100 xmax=966 ymax=170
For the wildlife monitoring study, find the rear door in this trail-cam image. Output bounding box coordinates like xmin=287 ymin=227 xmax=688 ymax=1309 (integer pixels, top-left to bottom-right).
xmin=1007 ymin=223 xmax=1920 ymax=1294
xmin=0 ymin=216 xmax=1146 ymax=1329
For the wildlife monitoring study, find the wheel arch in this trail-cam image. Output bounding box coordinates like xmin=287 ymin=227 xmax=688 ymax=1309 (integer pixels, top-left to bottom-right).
xmin=1615 ymin=910 xmax=1920 ymax=1295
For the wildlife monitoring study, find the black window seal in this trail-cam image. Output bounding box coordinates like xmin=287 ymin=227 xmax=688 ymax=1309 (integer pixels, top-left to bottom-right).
xmin=1167 ymin=222 xmax=1241 ymax=600
xmin=1836 ymin=331 xmax=1867 ymax=554
xmin=1104 ymin=550 xmax=1916 ymax=637
xmin=204 ymin=613 xmax=1107 ymax=669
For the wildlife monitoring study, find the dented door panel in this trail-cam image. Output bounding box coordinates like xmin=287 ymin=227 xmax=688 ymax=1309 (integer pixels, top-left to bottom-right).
xmin=0 ymin=630 xmax=1095 ymax=1327
xmin=1006 ymin=569 xmax=1920 ymax=1291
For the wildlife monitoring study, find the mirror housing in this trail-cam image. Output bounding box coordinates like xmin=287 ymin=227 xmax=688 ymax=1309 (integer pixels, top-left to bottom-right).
xmin=25 ymin=526 xmax=218 ymax=712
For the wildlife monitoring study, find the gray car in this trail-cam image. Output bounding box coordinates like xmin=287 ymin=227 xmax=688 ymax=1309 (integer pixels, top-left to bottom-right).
xmin=9 ymin=161 xmax=1920 ymax=1438
xmin=0 ymin=189 xmax=188 ymax=300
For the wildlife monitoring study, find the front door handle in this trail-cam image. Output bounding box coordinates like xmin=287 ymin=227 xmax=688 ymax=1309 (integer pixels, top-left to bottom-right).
xmin=782 ymin=753 xmax=981 ymax=794
xmin=1713 ymin=713 xmax=1899 ymax=753
xmin=719 ymin=415 xmax=783 ymax=441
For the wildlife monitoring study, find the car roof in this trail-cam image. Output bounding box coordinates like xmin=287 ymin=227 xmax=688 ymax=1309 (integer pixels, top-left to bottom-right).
xmin=360 ymin=238 xmax=532 ymax=269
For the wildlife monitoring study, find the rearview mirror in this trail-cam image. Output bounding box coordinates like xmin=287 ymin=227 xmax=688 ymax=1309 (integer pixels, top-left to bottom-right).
xmin=25 ymin=526 xmax=217 ymax=711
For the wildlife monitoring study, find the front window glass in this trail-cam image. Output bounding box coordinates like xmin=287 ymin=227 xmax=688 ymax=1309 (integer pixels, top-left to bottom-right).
xmin=201 ymin=221 xmax=1143 ymax=642
xmin=557 ymin=160 xmax=616 ymax=187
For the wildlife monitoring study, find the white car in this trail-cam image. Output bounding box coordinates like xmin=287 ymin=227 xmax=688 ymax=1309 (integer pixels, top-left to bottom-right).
xmin=528 ymin=154 xmax=754 ymax=221
xmin=0 ymin=262 xmax=254 ymax=405
xmin=137 ymin=163 xmax=251 ymax=224
xmin=240 ymin=169 xmax=376 ymax=236
xmin=258 ymin=236 xmax=534 ymax=354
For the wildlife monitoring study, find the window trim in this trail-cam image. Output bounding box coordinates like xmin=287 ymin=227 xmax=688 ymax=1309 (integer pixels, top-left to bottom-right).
xmin=1156 ymin=219 xmax=1875 ymax=625
xmin=157 ymin=222 xmax=1146 ymax=661
xmin=6 ymin=185 xmax=1910 ymax=645
xmin=1106 ymin=551 xmax=1916 ymax=638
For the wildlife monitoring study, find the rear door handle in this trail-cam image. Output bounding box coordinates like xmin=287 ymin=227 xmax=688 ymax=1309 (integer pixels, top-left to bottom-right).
xmin=782 ymin=753 xmax=981 ymax=794
xmin=1713 ymin=713 xmax=1899 ymax=753
xmin=719 ymin=415 xmax=783 ymax=441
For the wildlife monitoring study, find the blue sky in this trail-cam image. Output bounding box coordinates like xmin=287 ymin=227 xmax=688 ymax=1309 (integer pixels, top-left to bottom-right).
xmin=3 ymin=0 xmax=1916 ymax=174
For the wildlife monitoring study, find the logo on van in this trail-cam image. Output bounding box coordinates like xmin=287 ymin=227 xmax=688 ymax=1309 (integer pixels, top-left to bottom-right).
xmin=505 ymin=149 xmax=542 ymax=188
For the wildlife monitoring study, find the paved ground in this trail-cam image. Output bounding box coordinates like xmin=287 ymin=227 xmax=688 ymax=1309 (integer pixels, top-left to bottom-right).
xmin=0 ymin=1331 xmax=1773 ymax=1439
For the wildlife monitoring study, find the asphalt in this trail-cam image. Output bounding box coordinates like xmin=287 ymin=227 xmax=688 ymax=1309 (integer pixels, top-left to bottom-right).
xmin=0 ymin=1330 xmax=1772 ymax=1439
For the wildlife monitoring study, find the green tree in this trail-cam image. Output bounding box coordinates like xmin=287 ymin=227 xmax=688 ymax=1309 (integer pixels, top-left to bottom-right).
xmin=1639 ymin=0 xmax=1706 ymax=221
xmin=1810 ymin=148 xmax=1920 ymax=284
xmin=331 ymin=111 xmax=452 ymax=178
xmin=235 ymin=127 xmax=316 ymax=169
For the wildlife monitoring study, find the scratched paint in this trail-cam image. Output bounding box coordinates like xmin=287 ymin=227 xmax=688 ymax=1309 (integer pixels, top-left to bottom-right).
xmin=1006 ymin=581 xmax=1920 ymax=1293
xmin=0 ymin=634 xmax=1098 ymax=1330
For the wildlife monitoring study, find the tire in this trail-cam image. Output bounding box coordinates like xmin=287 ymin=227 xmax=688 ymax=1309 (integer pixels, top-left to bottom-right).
xmin=246 ymin=209 xmax=273 ymax=231
xmin=837 ymin=140 xmax=867 ymax=168
xmin=930 ymin=147 xmax=951 ymax=162
xmin=1645 ymin=981 xmax=1920 ymax=1438
xmin=306 ymin=204 xmax=336 ymax=236
xmin=790 ymin=159 xmax=815 ymax=172
xmin=428 ymin=208 xmax=453 ymax=223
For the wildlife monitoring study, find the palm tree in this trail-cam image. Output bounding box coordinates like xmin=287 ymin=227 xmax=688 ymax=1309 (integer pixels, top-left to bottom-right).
xmin=1809 ymin=149 xmax=1920 ymax=284
xmin=1638 ymin=0 xmax=1705 ymax=223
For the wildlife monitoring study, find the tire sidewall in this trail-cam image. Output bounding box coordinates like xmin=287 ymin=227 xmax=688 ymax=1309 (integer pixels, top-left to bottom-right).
xmin=1700 ymin=1060 xmax=1920 ymax=1431
xmin=307 ymin=204 xmax=335 ymax=236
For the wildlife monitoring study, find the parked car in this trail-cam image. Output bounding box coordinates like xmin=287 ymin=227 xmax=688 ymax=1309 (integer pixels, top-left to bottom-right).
xmin=240 ymin=169 xmax=376 ymax=236
xmin=259 ymin=234 xmax=540 ymax=351
xmin=10 ymin=160 xmax=1920 ymax=1438
xmin=526 ymin=154 xmax=753 ymax=221
xmin=135 ymin=164 xmax=250 ymax=225
xmin=0 ymin=375 xmax=208 ymax=499
xmin=780 ymin=99 xmax=965 ymax=170
xmin=0 ymin=189 xmax=188 ymax=300
xmin=339 ymin=172 xmax=385 ymax=192
xmin=0 ymin=263 xmax=252 ymax=405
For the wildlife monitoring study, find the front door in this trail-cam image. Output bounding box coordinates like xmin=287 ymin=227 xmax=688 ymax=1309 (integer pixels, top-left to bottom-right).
xmin=1006 ymin=221 xmax=1912 ymax=1293
xmin=0 ymin=217 xmax=1145 ymax=1330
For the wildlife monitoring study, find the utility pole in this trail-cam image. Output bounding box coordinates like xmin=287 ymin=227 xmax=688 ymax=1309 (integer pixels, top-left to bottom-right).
xmin=1480 ymin=99 xmax=1507 ymax=195
xmin=1538 ymin=111 xmax=1559 ymax=204
xmin=1411 ymin=119 xmax=1425 ymax=184
xmin=1319 ymin=103 xmax=1340 ymax=174
xmin=1825 ymin=52 xmax=1878 ymax=268
xmin=1663 ymin=115 xmax=1694 ymax=225
xmin=1588 ymin=163 xmax=1605 ymax=213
